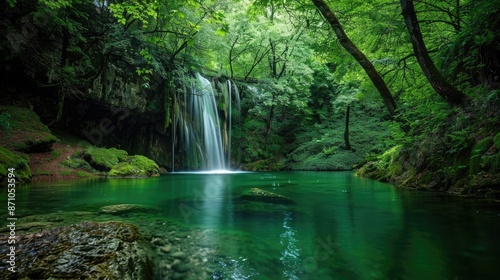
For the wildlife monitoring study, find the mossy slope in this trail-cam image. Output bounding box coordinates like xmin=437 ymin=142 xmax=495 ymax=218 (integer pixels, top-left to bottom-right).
xmin=0 ymin=106 xmax=57 ymax=152
xmin=0 ymin=146 xmax=31 ymax=183
xmin=357 ymin=97 xmax=500 ymax=198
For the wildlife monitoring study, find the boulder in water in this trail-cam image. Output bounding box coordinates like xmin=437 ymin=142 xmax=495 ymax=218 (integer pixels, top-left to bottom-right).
xmin=99 ymin=203 xmax=158 ymax=215
xmin=241 ymin=188 xmax=293 ymax=204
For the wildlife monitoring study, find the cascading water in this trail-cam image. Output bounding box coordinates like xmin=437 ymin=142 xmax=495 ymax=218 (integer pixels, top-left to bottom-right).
xmin=173 ymin=73 xmax=240 ymax=171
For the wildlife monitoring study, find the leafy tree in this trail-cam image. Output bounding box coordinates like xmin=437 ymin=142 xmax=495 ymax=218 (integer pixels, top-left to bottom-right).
xmin=400 ymin=0 xmax=467 ymax=105
xmin=310 ymin=0 xmax=398 ymax=116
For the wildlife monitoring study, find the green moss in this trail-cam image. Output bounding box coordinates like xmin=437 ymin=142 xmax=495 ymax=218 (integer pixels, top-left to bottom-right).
xmin=0 ymin=146 xmax=31 ymax=183
xmin=0 ymin=106 xmax=57 ymax=152
xmin=494 ymin=132 xmax=500 ymax=149
xmin=130 ymin=155 xmax=159 ymax=174
xmin=109 ymin=162 xmax=140 ymax=177
xmin=33 ymin=168 xmax=53 ymax=176
xmin=108 ymin=155 xmax=159 ymax=177
xmin=61 ymin=158 xmax=96 ymax=172
xmin=75 ymin=170 xmax=93 ymax=178
xmin=356 ymin=145 xmax=405 ymax=183
xmin=82 ymin=147 xmax=128 ymax=171
xmin=60 ymin=170 xmax=72 ymax=176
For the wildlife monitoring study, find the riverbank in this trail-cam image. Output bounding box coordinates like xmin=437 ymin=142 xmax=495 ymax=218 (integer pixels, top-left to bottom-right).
xmin=0 ymin=106 xmax=161 ymax=184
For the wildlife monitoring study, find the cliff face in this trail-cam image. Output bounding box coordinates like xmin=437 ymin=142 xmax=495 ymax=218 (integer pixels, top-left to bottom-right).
xmin=0 ymin=1 xmax=175 ymax=169
xmin=60 ymin=63 xmax=173 ymax=168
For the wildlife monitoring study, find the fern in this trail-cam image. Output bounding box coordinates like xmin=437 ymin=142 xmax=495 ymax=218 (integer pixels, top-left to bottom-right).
xmin=469 ymin=137 xmax=493 ymax=174
xmin=482 ymin=153 xmax=500 ymax=173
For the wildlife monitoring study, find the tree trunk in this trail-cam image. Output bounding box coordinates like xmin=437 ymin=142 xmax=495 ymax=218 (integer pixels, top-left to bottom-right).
xmin=344 ymin=105 xmax=351 ymax=150
xmin=400 ymin=0 xmax=467 ymax=105
xmin=311 ymin=0 xmax=397 ymax=116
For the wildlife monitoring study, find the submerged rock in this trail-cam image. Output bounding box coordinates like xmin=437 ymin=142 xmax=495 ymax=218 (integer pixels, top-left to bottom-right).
xmin=99 ymin=204 xmax=158 ymax=215
xmin=241 ymin=188 xmax=293 ymax=204
xmin=0 ymin=221 xmax=156 ymax=279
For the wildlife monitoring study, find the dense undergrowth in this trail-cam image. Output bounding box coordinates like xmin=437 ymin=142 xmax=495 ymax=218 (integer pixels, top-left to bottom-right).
xmin=357 ymin=88 xmax=500 ymax=197
xmin=0 ymin=105 xmax=160 ymax=183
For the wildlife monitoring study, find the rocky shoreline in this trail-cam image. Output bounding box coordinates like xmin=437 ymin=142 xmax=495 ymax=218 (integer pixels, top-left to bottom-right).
xmin=0 ymin=204 xmax=231 ymax=279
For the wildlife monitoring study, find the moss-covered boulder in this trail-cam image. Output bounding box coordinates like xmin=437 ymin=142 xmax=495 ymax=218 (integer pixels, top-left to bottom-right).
xmin=99 ymin=204 xmax=158 ymax=215
xmin=0 ymin=146 xmax=31 ymax=183
xmin=109 ymin=155 xmax=159 ymax=177
xmin=241 ymin=188 xmax=293 ymax=204
xmin=0 ymin=221 xmax=157 ymax=279
xmin=0 ymin=106 xmax=57 ymax=153
xmin=81 ymin=147 xmax=128 ymax=171
xmin=65 ymin=146 xmax=159 ymax=177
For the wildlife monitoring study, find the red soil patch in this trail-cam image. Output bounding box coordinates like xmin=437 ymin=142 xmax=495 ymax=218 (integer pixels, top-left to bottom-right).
xmin=29 ymin=142 xmax=95 ymax=182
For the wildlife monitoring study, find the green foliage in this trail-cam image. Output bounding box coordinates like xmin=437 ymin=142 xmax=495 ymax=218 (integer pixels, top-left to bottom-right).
xmin=61 ymin=157 xmax=96 ymax=172
xmin=322 ymin=146 xmax=338 ymax=156
xmin=494 ymin=132 xmax=500 ymax=149
xmin=0 ymin=146 xmax=31 ymax=183
xmin=109 ymin=1 xmax=158 ymax=28
xmin=75 ymin=170 xmax=92 ymax=178
xmin=39 ymin=0 xmax=73 ymax=10
xmin=439 ymin=0 xmax=500 ymax=87
xmin=469 ymin=137 xmax=493 ymax=174
xmin=0 ymin=112 xmax=12 ymax=132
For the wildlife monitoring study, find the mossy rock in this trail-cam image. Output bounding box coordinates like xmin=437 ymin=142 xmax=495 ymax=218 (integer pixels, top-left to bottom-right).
xmin=61 ymin=157 xmax=96 ymax=172
xmin=0 ymin=221 xmax=157 ymax=279
xmin=82 ymin=147 xmax=128 ymax=171
xmin=0 ymin=106 xmax=57 ymax=153
xmin=0 ymin=146 xmax=31 ymax=183
xmin=241 ymin=188 xmax=293 ymax=204
xmin=108 ymin=155 xmax=159 ymax=177
xmin=99 ymin=204 xmax=158 ymax=215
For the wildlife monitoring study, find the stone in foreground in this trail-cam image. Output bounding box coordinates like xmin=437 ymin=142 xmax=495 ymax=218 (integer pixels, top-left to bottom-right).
xmin=0 ymin=221 xmax=156 ymax=279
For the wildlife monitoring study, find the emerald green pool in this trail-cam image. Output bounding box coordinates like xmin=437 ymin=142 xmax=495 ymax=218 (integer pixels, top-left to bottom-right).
xmin=4 ymin=171 xmax=500 ymax=279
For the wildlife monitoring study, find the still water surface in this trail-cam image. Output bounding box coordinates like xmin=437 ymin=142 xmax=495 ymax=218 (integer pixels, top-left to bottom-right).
xmin=5 ymin=171 xmax=500 ymax=279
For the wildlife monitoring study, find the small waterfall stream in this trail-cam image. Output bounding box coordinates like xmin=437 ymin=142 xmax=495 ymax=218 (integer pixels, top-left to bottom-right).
xmin=172 ymin=73 xmax=240 ymax=171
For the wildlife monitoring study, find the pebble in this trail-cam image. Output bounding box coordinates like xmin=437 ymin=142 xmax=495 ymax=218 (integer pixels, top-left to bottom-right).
xmin=160 ymin=244 xmax=172 ymax=253
xmin=151 ymin=237 xmax=164 ymax=246
xmin=172 ymin=251 xmax=188 ymax=260
xmin=172 ymin=259 xmax=189 ymax=273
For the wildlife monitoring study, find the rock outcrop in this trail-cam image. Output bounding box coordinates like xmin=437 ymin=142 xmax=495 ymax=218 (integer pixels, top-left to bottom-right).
xmin=0 ymin=221 xmax=157 ymax=279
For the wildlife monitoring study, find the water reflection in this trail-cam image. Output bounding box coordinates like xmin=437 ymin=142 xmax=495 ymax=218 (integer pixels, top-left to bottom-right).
xmin=5 ymin=172 xmax=499 ymax=279
xmin=200 ymin=175 xmax=226 ymax=229
xmin=280 ymin=211 xmax=303 ymax=279
xmin=212 ymin=256 xmax=259 ymax=279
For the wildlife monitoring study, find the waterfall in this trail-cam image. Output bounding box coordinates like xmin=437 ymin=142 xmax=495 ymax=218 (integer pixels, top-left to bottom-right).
xmin=173 ymin=73 xmax=239 ymax=171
